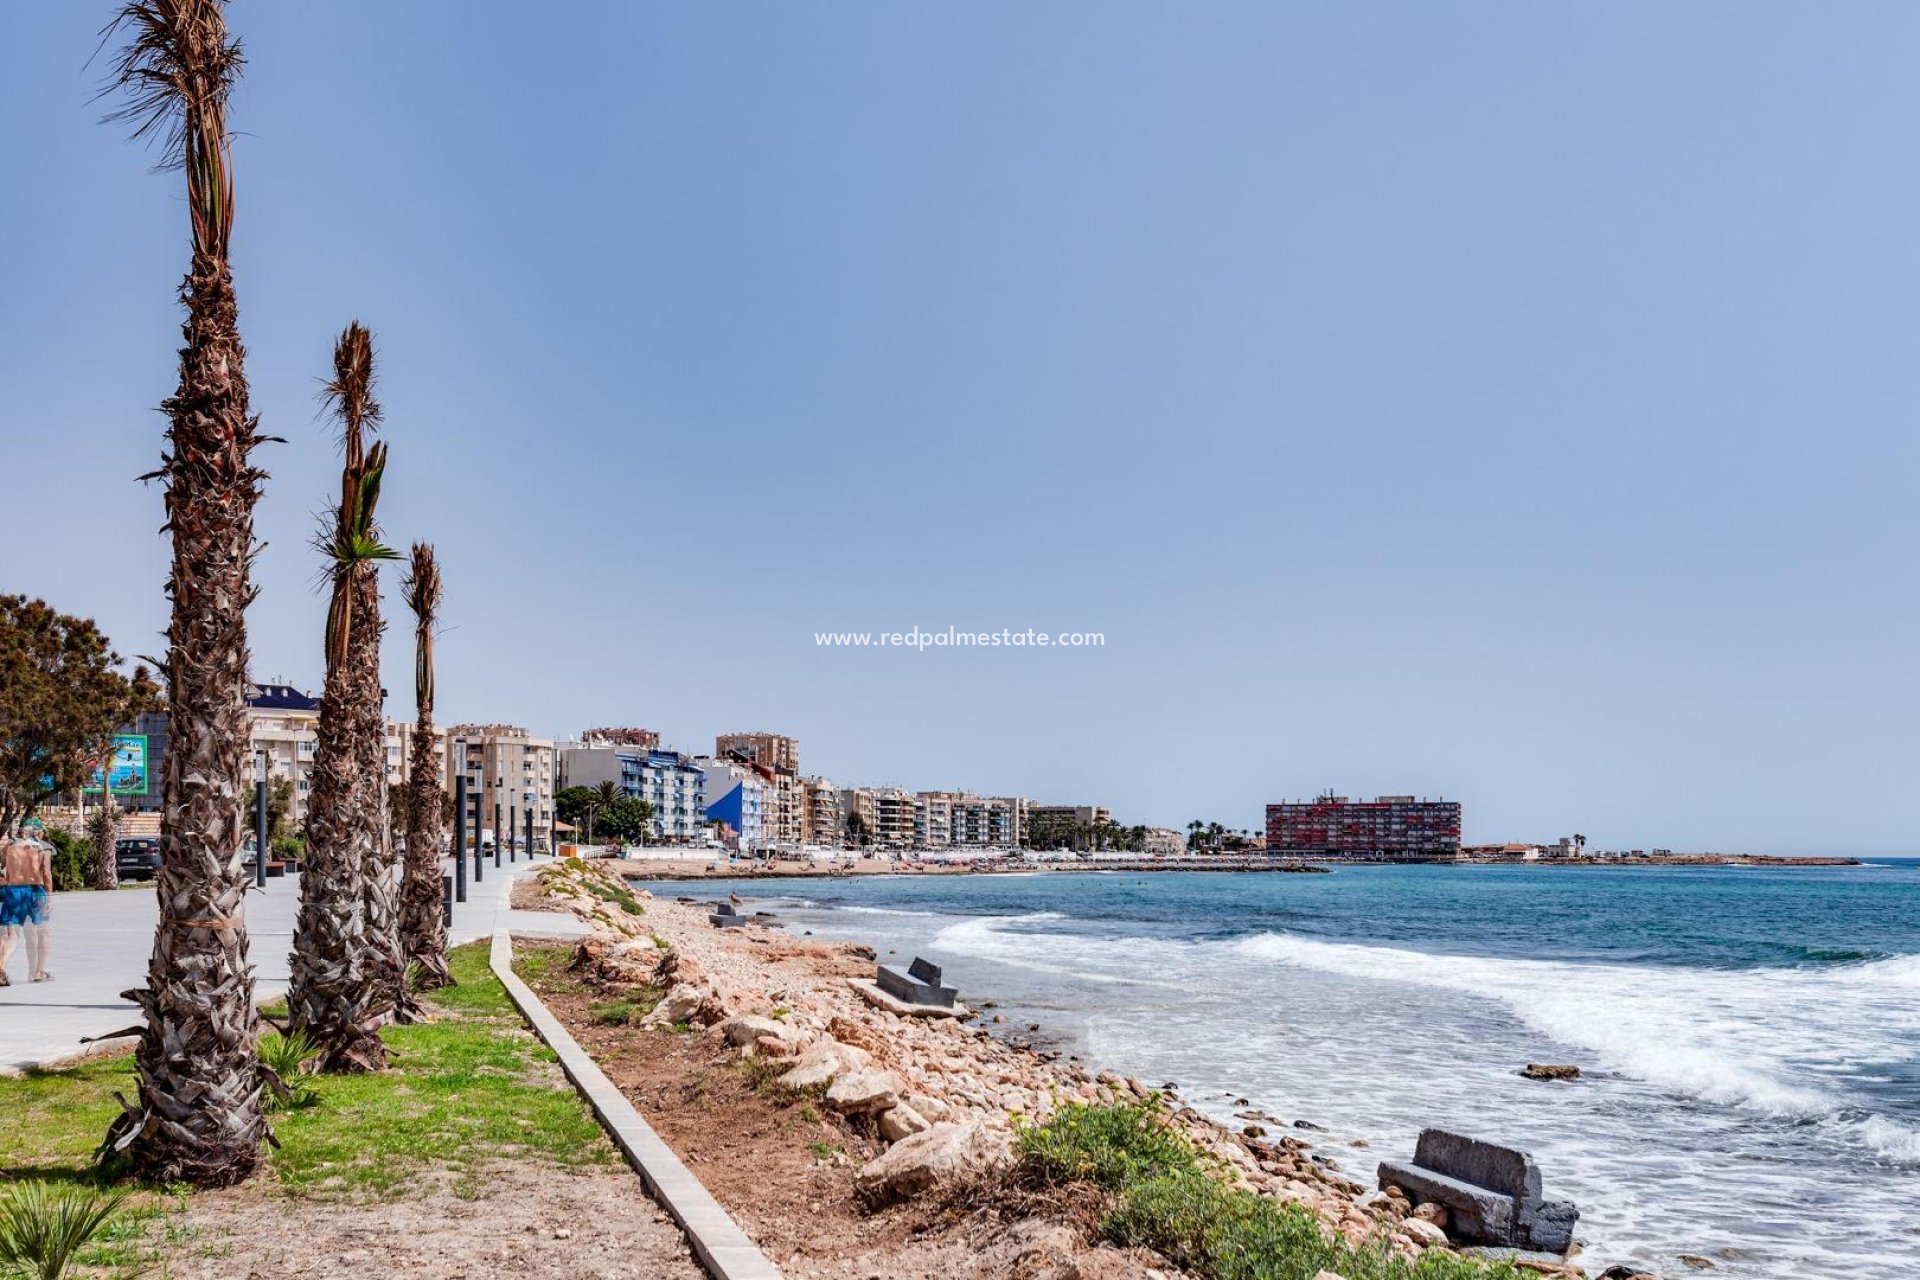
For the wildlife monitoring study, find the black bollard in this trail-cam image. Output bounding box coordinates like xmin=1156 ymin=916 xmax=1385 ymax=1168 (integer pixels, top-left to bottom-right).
xmin=509 ymin=804 xmax=517 ymax=863
xmin=525 ymin=808 xmax=535 ymax=862
xmin=254 ymin=779 xmax=268 ymax=889
xmin=454 ymin=774 xmax=468 ymax=903
xmin=494 ymin=802 xmax=503 ymax=868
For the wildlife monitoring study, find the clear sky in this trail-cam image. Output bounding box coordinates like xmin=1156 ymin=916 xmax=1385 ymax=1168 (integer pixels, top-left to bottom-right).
xmin=3 ymin=3 xmax=1916 ymax=855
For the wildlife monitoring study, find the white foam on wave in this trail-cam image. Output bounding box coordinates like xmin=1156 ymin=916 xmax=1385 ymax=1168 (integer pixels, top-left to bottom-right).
xmin=931 ymin=913 xmax=1182 ymax=988
xmin=1231 ymin=932 xmax=1920 ymax=1160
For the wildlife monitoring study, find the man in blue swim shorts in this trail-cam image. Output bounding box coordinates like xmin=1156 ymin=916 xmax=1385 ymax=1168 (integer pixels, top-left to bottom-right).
xmin=0 ymin=822 xmax=52 ymax=984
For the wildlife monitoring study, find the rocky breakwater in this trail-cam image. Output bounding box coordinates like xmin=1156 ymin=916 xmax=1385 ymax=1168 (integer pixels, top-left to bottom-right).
xmin=533 ymin=860 xmax=1606 ymax=1278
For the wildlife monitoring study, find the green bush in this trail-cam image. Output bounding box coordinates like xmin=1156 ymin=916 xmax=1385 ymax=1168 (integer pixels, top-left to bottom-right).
xmin=1016 ymin=1104 xmax=1524 ymax=1280
xmin=42 ymin=829 xmax=88 ymax=892
xmin=1018 ymin=1100 xmax=1200 ymax=1191
xmin=271 ymin=835 xmax=305 ymax=862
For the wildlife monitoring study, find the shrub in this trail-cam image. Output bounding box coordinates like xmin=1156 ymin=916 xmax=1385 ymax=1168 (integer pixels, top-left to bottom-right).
xmin=258 ymin=1029 xmax=322 ymax=1112
xmin=0 ymin=1182 xmax=130 ymax=1280
xmin=1016 ymin=1104 xmax=1524 ymax=1280
xmin=1017 ymin=1100 xmax=1200 ymax=1192
xmin=42 ymin=830 xmax=88 ymax=892
xmin=271 ymin=834 xmax=305 ymax=862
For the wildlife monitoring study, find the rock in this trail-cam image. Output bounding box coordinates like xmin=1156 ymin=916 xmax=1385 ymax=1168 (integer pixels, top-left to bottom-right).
xmin=879 ymin=1102 xmax=931 ymax=1142
xmin=1412 ymin=1202 xmax=1450 ymax=1229
xmin=639 ymin=982 xmax=708 ymax=1028
xmin=1312 ymin=1272 xmax=1350 ymax=1280
xmin=1294 ymin=1119 xmax=1326 ymax=1131
xmin=777 ymin=1038 xmax=871 ymax=1090
xmin=1243 ymin=1125 xmax=1268 ymax=1138
xmin=854 ymin=1120 xmax=1013 ymax=1203
xmin=904 ymin=1091 xmax=952 ymax=1122
xmin=1521 ymin=1064 xmax=1581 ymax=1082
xmin=1401 ymin=1218 xmax=1448 ymax=1247
xmin=754 ymin=1034 xmax=799 ymax=1058
xmin=720 ymin=1014 xmax=803 ymax=1049
xmin=1677 ymin=1257 xmax=1718 ymax=1271
xmin=826 ymin=1068 xmax=905 ymax=1115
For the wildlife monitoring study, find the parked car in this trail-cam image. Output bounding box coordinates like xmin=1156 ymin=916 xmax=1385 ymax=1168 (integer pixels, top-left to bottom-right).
xmin=116 ymin=837 xmax=162 ymax=881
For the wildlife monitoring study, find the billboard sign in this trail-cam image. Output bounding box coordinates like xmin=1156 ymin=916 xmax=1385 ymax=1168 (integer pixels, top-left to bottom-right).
xmin=85 ymin=734 xmax=149 ymax=796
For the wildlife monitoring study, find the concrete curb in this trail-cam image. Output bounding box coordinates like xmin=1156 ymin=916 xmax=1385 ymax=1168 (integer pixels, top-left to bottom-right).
xmin=489 ymin=928 xmax=783 ymax=1280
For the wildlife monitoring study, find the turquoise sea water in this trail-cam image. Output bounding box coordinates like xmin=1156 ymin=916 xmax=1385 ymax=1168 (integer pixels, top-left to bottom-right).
xmin=648 ymin=861 xmax=1920 ymax=1279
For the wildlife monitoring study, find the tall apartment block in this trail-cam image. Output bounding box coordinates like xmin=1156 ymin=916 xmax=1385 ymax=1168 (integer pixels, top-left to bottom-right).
xmin=716 ymin=732 xmax=803 ymax=846
xmin=446 ymin=724 xmax=558 ymax=849
xmin=916 ymin=791 xmax=1027 ymax=848
xmin=802 ymin=776 xmax=844 ymax=845
xmin=839 ymin=786 xmax=917 ymax=848
xmin=1264 ymin=794 xmax=1462 ymax=861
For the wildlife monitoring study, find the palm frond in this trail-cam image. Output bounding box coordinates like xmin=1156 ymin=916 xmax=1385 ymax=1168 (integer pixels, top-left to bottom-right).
xmin=401 ymin=543 xmax=442 ymax=714
xmin=321 ymin=321 xmax=381 ymax=466
xmin=101 ymin=0 xmax=242 ymax=259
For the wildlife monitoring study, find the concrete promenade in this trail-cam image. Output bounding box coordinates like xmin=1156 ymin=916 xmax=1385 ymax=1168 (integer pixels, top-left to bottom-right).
xmin=0 ymin=854 xmax=586 ymax=1072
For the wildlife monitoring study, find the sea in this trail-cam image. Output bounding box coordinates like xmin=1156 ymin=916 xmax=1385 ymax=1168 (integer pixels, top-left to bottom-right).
xmin=643 ymin=861 xmax=1920 ymax=1280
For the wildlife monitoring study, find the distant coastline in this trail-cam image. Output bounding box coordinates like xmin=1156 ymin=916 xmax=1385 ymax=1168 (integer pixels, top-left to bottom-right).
xmin=613 ymin=850 xmax=1861 ymax=880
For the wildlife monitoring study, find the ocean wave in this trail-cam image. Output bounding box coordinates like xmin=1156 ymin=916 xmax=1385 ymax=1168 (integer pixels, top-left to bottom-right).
xmin=931 ymin=914 xmax=1178 ymax=987
xmin=1231 ymin=932 xmax=1920 ymax=1160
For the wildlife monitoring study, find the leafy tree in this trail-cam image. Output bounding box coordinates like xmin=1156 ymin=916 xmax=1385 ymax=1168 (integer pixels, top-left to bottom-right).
xmin=844 ymin=810 xmax=871 ymax=848
xmin=554 ymin=786 xmax=597 ymax=833
xmin=46 ymin=828 xmax=90 ymax=892
xmin=0 ymin=596 xmax=159 ymax=833
xmin=594 ymin=796 xmax=656 ymax=843
xmin=265 ymin=777 xmax=294 ymax=840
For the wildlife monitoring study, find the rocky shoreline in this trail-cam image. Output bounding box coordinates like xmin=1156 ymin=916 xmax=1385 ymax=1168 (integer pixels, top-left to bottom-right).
xmin=525 ymin=859 xmax=1666 ymax=1280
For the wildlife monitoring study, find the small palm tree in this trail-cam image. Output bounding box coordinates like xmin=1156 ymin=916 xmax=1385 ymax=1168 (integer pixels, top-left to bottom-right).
xmin=0 ymin=1182 xmax=131 ymax=1280
xmin=290 ymin=323 xmax=399 ymax=1070
xmin=399 ymin=543 xmax=452 ymax=991
xmin=100 ymin=0 xmax=269 ymax=1186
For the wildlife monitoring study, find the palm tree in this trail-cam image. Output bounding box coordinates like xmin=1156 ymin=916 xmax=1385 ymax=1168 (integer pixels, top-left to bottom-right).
xmin=100 ymin=0 xmax=269 ymax=1186
xmin=289 ymin=323 xmax=398 ymax=1071
xmin=89 ymin=791 xmax=121 ymax=892
xmin=399 ymin=544 xmax=451 ymax=991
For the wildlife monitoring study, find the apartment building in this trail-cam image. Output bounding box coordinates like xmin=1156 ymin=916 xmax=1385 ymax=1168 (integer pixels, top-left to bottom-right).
xmin=1265 ymin=794 xmax=1462 ymax=862
xmin=916 ymin=791 xmax=1026 ymax=848
xmin=698 ymin=756 xmax=768 ymax=849
xmin=446 ymin=724 xmax=558 ymax=850
xmin=581 ymin=727 xmax=661 ymax=750
xmin=1030 ymin=804 xmax=1112 ymax=830
xmin=561 ymin=742 xmax=709 ymax=841
xmin=242 ymin=682 xmax=430 ymax=830
xmin=802 ymin=776 xmax=844 ymax=846
xmin=1142 ymin=827 xmax=1187 ymax=857
xmin=716 ymin=733 xmax=802 ymax=846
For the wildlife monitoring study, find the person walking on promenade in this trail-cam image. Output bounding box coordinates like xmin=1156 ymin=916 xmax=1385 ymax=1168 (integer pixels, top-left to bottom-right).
xmin=0 ymin=823 xmax=14 ymax=985
xmin=0 ymin=822 xmax=52 ymax=983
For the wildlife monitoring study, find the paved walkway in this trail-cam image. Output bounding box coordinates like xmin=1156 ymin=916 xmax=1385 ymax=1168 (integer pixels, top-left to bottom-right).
xmin=0 ymin=853 xmax=587 ymax=1072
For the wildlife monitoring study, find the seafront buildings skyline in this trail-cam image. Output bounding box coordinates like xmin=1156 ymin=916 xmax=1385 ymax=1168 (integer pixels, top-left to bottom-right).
xmin=73 ymin=678 xmax=1760 ymax=863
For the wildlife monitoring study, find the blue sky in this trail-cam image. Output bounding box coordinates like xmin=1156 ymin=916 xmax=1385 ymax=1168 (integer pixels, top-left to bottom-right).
xmin=3 ymin=3 xmax=1916 ymax=854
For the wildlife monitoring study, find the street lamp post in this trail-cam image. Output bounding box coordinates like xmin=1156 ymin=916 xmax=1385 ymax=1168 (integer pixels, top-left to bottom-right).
xmin=508 ymin=802 xmax=517 ymax=863
xmin=524 ymin=799 xmax=535 ymax=863
xmin=494 ymin=799 xmax=503 ymax=869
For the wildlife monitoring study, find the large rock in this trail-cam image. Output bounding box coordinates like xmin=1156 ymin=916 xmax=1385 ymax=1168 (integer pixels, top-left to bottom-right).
xmin=777 ymin=1038 xmax=871 ymax=1090
xmin=1401 ymin=1218 xmax=1448 ymax=1247
xmin=826 ymin=1068 xmax=905 ymax=1115
xmin=879 ymin=1102 xmax=931 ymax=1142
xmin=855 ymin=1120 xmax=1013 ymax=1203
xmin=639 ymin=982 xmax=709 ymax=1028
xmin=1521 ymin=1064 xmax=1581 ymax=1082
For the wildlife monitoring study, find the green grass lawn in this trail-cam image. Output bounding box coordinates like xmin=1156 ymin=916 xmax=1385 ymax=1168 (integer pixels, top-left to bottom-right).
xmin=0 ymin=941 xmax=615 ymax=1273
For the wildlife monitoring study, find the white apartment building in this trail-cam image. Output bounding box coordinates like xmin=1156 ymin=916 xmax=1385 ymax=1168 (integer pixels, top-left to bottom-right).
xmin=560 ymin=743 xmax=709 ymax=841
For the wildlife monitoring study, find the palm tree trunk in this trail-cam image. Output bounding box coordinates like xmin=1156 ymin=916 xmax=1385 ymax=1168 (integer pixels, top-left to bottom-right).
xmin=400 ymin=708 xmax=451 ymax=990
xmin=109 ymin=252 xmax=269 ymax=1186
xmin=354 ymin=564 xmax=410 ymax=1022
xmin=289 ymin=562 xmax=390 ymax=1072
xmin=89 ymin=796 xmax=120 ymax=892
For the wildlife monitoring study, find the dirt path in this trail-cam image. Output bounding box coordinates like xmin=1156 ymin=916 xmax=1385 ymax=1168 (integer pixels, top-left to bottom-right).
xmin=167 ymin=1159 xmax=704 ymax=1279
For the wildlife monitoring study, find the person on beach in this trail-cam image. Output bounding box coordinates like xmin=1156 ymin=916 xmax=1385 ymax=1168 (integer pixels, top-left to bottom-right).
xmin=0 ymin=823 xmax=53 ymax=983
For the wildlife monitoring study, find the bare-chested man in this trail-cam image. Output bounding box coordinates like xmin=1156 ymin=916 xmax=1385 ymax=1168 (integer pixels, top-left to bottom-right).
xmin=0 ymin=823 xmax=52 ymax=983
